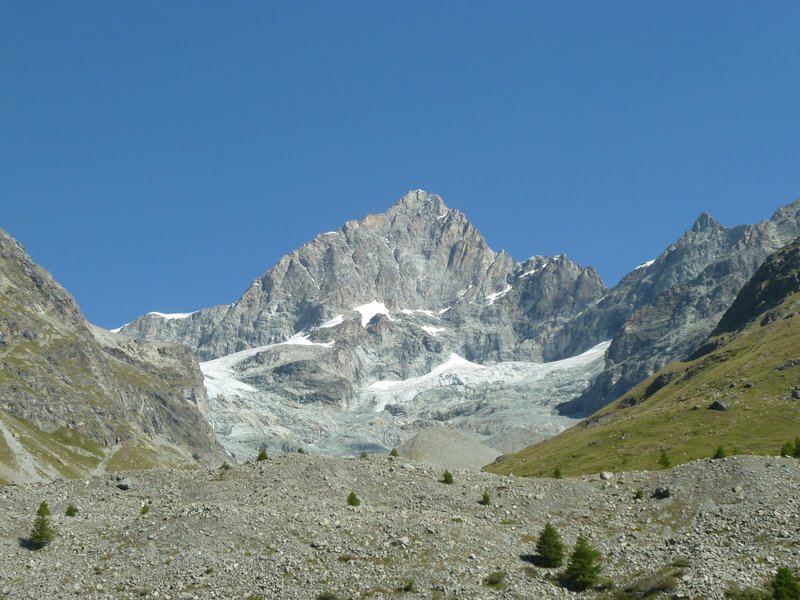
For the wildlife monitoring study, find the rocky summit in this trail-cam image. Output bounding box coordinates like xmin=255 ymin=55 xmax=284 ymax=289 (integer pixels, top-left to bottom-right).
xmin=1 ymin=454 xmax=798 ymax=599
xmin=120 ymin=190 xmax=610 ymax=459
xmin=117 ymin=191 xmax=800 ymax=461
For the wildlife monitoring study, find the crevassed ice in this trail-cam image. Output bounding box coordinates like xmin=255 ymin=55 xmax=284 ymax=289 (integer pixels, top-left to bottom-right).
xmin=363 ymin=342 xmax=610 ymax=412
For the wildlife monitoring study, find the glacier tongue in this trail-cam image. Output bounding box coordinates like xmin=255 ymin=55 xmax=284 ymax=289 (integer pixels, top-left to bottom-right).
xmin=201 ymin=341 xmax=610 ymax=461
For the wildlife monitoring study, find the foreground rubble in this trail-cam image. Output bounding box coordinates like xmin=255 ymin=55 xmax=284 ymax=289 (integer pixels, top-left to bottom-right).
xmin=0 ymin=454 xmax=798 ymax=599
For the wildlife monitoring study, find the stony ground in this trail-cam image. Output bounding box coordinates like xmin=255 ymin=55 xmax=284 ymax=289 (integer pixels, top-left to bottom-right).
xmin=0 ymin=454 xmax=798 ymax=599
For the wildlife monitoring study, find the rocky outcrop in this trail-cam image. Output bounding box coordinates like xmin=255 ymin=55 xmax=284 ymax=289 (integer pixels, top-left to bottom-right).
xmin=0 ymin=228 xmax=227 ymax=482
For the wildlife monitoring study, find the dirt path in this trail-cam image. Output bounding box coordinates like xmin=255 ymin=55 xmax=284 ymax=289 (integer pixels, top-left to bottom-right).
xmin=91 ymin=443 xmax=122 ymax=477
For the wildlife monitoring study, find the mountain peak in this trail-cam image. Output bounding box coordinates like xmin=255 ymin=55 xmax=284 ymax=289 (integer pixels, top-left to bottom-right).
xmin=387 ymin=190 xmax=449 ymax=219
xmin=691 ymin=211 xmax=724 ymax=233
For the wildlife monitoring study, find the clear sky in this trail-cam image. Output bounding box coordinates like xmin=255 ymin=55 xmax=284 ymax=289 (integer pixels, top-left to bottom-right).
xmin=2 ymin=2 xmax=799 ymax=329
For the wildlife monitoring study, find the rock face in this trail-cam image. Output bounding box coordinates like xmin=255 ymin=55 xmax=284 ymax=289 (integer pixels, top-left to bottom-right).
xmin=118 ymin=191 xmax=800 ymax=456
xmin=709 ymin=235 xmax=800 ymax=338
xmin=489 ymin=236 xmax=800 ymax=478
xmin=557 ymin=201 xmax=800 ymax=415
xmin=121 ymin=191 xmax=605 ymax=364
xmin=0 ymin=228 xmax=227 ymax=483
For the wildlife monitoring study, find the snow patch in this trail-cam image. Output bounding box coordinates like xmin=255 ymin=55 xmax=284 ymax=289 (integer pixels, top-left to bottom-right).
xmin=147 ymin=311 xmax=197 ymax=320
xmin=354 ymin=301 xmax=391 ymax=327
xmin=400 ymin=308 xmax=436 ymax=318
xmin=319 ymin=315 xmax=344 ymax=329
xmin=486 ymin=285 xmax=513 ymax=305
xmin=520 ymin=268 xmax=542 ymax=278
xmin=280 ymin=332 xmax=335 ymax=348
xmin=421 ymin=325 xmax=446 ymax=336
xmin=635 ymin=259 xmax=656 ymax=270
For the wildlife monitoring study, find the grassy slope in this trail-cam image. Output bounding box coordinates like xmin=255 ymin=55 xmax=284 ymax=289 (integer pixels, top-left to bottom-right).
xmin=0 ymin=409 xmax=201 ymax=483
xmin=486 ymin=292 xmax=800 ymax=478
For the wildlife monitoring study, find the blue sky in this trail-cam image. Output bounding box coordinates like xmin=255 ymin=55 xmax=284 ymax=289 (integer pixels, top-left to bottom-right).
xmin=2 ymin=2 xmax=799 ymax=329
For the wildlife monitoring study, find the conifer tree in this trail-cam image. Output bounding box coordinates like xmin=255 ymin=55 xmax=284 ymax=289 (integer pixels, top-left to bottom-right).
xmin=28 ymin=501 xmax=55 ymax=549
xmin=771 ymin=567 xmax=800 ymax=600
xmin=535 ymin=522 xmax=564 ymax=567
xmin=560 ymin=535 xmax=602 ymax=591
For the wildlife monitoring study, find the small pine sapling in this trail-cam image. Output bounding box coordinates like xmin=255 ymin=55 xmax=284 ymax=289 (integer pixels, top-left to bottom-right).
xmin=535 ymin=522 xmax=565 ymax=567
xmin=389 ymin=447 xmax=399 ymax=457
xmin=478 ymin=489 xmax=491 ymax=506
xmin=658 ymin=450 xmax=671 ymax=469
xmin=256 ymin=448 xmax=268 ymax=462
xmin=28 ymin=501 xmax=55 ymax=549
xmin=347 ymin=491 xmax=361 ymax=507
xmin=442 ymin=470 xmax=454 ymax=484
xmin=560 ymin=535 xmax=602 ymax=591
xmin=771 ymin=566 xmax=800 ymax=600
xmin=65 ymin=503 xmax=78 ymax=517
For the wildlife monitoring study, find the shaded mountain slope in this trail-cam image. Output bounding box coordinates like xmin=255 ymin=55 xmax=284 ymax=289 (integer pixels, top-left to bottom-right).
xmin=0 ymin=228 xmax=227 ymax=483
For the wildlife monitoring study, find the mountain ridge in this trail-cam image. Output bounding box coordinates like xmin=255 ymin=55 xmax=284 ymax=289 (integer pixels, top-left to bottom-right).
xmin=487 ymin=236 xmax=800 ymax=477
xmin=0 ymin=228 xmax=228 ymax=483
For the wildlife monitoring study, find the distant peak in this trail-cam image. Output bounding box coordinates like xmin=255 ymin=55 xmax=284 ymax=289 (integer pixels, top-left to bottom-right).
xmin=691 ymin=212 xmax=723 ymax=233
xmin=388 ymin=190 xmax=449 ymax=218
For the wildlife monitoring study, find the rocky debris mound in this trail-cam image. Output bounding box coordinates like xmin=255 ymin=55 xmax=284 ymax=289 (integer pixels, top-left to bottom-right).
xmin=397 ymin=427 xmax=501 ymax=470
xmin=0 ymin=454 xmax=797 ymax=599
